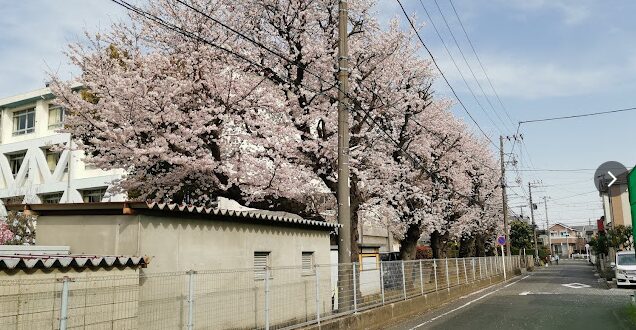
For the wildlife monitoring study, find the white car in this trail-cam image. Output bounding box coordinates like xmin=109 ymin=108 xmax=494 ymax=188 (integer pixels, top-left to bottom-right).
xmin=613 ymin=251 xmax=636 ymax=287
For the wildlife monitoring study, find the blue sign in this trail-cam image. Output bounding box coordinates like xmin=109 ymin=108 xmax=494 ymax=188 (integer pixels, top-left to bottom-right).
xmin=497 ymin=236 xmax=506 ymax=246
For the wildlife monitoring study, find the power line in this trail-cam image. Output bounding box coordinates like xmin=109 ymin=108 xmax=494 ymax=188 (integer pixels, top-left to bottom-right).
xmin=416 ymin=0 xmax=504 ymax=136
xmin=550 ymin=190 xmax=598 ymax=201
xmin=430 ymin=0 xmax=510 ymax=132
xmin=110 ymin=0 xmax=500 ymax=194
xmin=447 ymin=0 xmax=516 ymax=129
xmin=515 ymin=167 xmax=630 ymax=172
xmin=170 ymin=0 xmax=499 ymax=173
xmin=396 ymin=0 xmax=498 ymax=149
xmin=520 ymin=106 xmax=636 ymax=125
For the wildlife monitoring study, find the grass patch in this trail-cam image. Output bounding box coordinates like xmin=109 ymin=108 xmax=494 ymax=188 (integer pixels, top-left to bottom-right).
xmin=625 ymin=303 xmax=636 ymax=326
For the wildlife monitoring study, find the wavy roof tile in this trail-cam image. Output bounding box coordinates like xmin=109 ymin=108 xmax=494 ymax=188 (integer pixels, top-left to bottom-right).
xmin=0 ymin=254 xmax=147 ymax=270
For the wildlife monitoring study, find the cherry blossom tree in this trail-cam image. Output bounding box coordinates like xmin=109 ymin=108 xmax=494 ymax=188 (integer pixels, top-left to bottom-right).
xmin=52 ymin=0 xmax=452 ymax=262
xmin=51 ymin=0 xmax=504 ymax=261
xmin=0 ymin=212 xmax=36 ymax=245
xmin=0 ymin=222 xmax=14 ymax=245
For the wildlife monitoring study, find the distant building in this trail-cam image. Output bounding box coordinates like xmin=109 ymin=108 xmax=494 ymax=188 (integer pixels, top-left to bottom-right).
xmin=599 ymin=171 xmax=631 ymax=229
xmin=547 ymin=223 xmax=589 ymax=256
xmin=0 ymin=86 xmax=125 ymax=215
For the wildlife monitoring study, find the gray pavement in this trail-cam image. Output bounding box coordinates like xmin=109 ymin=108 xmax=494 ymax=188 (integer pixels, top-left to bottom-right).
xmin=390 ymin=259 xmax=636 ymax=330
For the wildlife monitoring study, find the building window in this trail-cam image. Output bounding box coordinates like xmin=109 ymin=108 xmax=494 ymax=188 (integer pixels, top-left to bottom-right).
xmin=254 ymin=251 xmax=271 ymax=280
xmin=48 ymin=105 xmax=66 ymax=129
xmin=560 ymin=231 xmax=570 ymax=237
xmin=40 ymin=192 xmax=63 ymax=204
xmin=550 ymin=231 xmax=557 ymax=237
xmin=12 ymin=109 xmax=35 ymax=135
xmin=7 ymin=151 xmax=27 ymax=178
xmin=302 ymin=252 xmax=315 ymax=275
xmin=43 ymin=148 xmax=67 ymax=173
xmin=2 ymin=196 xmax=24 ymax=205
xmin=81 ymin=187 xmax=107 ymax=203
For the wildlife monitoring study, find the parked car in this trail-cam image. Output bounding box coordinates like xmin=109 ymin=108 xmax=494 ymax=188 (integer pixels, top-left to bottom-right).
xmin=612 ymin=250 xmax=636 ymax=288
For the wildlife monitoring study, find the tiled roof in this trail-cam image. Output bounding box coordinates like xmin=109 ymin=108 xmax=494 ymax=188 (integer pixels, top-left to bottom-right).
xmin=7 ymin=201 xmax=341 ymax=230
xmin=0 ymin=255 xmax=147 ymax=270
xmin=145 ymin=201 xmax=340 ymax=229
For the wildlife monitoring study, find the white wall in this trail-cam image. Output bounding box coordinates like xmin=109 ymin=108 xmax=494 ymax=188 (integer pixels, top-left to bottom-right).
xmin=0 ymin=88 xmax=125 ymax=215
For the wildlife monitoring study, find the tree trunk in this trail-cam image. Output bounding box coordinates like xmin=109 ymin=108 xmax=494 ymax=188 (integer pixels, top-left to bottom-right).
xmin=474 ymin=233 xmax=486 ymax=257
xmin=430 ymin=230 xmax=449 ymax=259
xmin=399 ymin=223 xmax=422 ymax=260
xmin=459 ymin=235 xmax=475 ymax=258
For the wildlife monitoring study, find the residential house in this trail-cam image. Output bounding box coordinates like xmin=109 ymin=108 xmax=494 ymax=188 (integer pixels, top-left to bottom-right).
xmin=600 ymin=171 xmax=631 ymax=229
xmin=548 ymin=223 xmax=586 ymax=257
xmin=0 ymin=85 xmax=125 ymax=215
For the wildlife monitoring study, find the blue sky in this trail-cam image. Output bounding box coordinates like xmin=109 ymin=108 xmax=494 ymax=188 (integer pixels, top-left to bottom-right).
xmin=1 ymin=0 xmax=635 ymax=228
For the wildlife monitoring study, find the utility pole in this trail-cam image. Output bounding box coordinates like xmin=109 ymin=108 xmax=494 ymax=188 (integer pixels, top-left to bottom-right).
xmin=544 ymin=196 xmax=550 ymax=255
xmin=337 ymin=0 xmax=351 ymax=264
xmin=499 ymin=136 xmax=511 ymax=256
xmin=337 ymin=0 xmax=352 ymax=312
xmin=529 ymin=182 xmax=539 ymax=260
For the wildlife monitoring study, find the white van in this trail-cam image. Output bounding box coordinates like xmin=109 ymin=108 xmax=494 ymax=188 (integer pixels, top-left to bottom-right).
xmin=613 ymin=251 xmax=636 ymax=287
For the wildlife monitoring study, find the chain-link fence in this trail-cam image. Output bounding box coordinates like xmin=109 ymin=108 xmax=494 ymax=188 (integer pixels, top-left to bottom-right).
xmin=0 ymin=255 xmax=527 ymax=329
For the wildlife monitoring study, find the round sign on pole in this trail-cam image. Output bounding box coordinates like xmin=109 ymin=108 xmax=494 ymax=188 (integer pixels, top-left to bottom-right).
xmin=497 ymin=236 xmax=506 ymax=246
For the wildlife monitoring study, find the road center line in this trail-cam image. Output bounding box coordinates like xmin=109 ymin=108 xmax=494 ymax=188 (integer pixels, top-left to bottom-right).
xmin=410 ymin=275 xmax=531 ymax=329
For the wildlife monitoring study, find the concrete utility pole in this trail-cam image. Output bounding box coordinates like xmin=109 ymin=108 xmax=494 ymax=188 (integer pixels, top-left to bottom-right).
xmin=337 ymin=0 xmax=352 ymax=312
xmin=528 ymin=182 xmax=539 ymax=260
xmin=337 ymin=0 xmax=351 ymax=265
xmin=544 ymin=196 xmax=550 ymax=255
xmin=499 ymin=136 xmax=511 ymax=256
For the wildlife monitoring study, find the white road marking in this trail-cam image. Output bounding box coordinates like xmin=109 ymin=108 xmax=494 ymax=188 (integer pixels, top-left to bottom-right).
xmin=562 ymin=283 xmax=590 ymax=289
xmin=409 ymin=275 xmax=531 ymax=329
xmin=519 ymin=291 xmax=555 ymax=295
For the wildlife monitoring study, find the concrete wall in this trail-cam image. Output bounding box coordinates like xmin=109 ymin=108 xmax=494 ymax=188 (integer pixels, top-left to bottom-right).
xmin=0 ymin=267 xmax=140 ymax=330
xmin=37 ymin=213 xmax=331 ymax=272
xmin=35 ymin=213 xmax=333 ymax=329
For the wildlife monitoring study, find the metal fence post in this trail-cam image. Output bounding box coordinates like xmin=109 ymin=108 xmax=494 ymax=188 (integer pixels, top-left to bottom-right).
xmin=455 ymin=259 xmax=460 ymax=286
xmin=59 ymin=276 xmax=70 ymax=330
xmin=477 ymin=257 xmax=483 ymax=280
xmin=419 ymin=260 xmax=424 ymax=295
xmin=472 ymin=258 xmax=476 ymax=282
xmin=352 ymin=262 xmax=358 ymax=313
xmin=401 ymin=261 xmax=407 ymax=300
xmin=265 ymin=267 xmax=270 ymax=330
xmin=315 ymin=266 xmax=321 ymax=326
xmin=463 ymin=259 xmax=468 ymax=284
xmin=502 ymin=251 xmax=507 ymax=281
xmin=445 ymin=258 xmax=450 ymax=290
xmin=187 ymin=270 xmax=196 ymax=330
xmin=484 ymin=257 xmax=488 ymax=277
xmin=380 ymin=262 xmax=385 ymax=304
xmin=433 ymin=260 xmax=438 ymax=292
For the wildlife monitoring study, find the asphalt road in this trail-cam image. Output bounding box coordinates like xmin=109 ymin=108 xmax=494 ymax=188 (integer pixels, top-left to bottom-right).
xmin=390 ymin=259 xmax=636 ymax=330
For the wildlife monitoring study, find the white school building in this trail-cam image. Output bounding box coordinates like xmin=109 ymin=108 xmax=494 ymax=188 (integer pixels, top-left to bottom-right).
xmin=0 ymin=85 xmax=125 ymax=215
